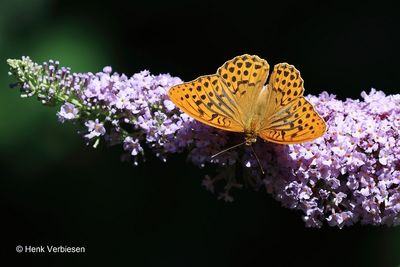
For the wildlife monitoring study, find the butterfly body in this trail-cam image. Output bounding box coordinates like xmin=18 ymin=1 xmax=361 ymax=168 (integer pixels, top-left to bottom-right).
xmin=244 ymin=132 xmax=257 ymax=146
xmin=168 ymin=55 xmax=326 ymax=145
xmin=242 ymin=86 xmax=270 ymax=145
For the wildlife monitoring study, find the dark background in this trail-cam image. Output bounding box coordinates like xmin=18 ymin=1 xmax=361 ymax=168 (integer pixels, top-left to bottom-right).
xmin=1 ymin=0 xmax=400 ymax=266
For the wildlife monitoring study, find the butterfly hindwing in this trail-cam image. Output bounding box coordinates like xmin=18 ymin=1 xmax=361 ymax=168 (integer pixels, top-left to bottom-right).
xmin=259 ymin=98 xmax=326 ymax=143
xmin=259 ymin=63 xmax=326 ymax=144
xmin=168 ymin=75 xmax=244 ymax=132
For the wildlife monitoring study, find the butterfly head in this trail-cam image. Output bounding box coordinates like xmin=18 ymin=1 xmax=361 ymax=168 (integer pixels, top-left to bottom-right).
xmin=244 ymin=131 xmax=257 ymax=146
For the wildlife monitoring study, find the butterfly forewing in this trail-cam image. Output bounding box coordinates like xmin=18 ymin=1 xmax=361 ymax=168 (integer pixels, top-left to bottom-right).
xmin=169 ymin=54 xmax=270 ymax=132
xmin=217 ymin=55 xmax=270 ymax=117
xmin=168 ymin=75 xmax=244 ymax=132
xmin=259 ymin=63 xmax=326 ymax=144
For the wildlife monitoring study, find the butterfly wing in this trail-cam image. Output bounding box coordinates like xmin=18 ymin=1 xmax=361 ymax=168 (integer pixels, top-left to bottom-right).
xmin=217 ymin=54 xmax=270 ymax=125
xmin=168 ymin=54 xmax=270 ymax=132
xmin=258 ymin=63 xmax=326 ymax=144
xmin=168 ymin=75 xmax=244 ymax=131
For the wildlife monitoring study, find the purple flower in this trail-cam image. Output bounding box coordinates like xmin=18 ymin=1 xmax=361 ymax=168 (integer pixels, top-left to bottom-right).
xmin=123 ymin=136 xmax=143 ymax=156
xmin=57 ymin=102 xmax=79 ymax=122
xmin=163 ymin=99 xmax=175 ymax=112
xmin=84 ymin=119 xmax=106 ymax=139
xmin=103 ymin=66 xmax=112 ymax=74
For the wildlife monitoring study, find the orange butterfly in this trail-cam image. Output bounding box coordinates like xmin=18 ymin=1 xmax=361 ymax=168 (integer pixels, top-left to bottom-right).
xmin=168 ymin=54 xmax=326 ymax=147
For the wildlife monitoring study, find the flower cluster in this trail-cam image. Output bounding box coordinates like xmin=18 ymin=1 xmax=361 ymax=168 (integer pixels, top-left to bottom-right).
xmin=262 ymin=90 xmax=400 ymax=227
xmin=7 ymin=57 xmax=184 ymax=164
xmin=7 ymin=57 xmax=400 ymax=228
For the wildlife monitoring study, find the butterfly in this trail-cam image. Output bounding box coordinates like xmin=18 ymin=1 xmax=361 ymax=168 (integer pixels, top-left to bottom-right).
xmin=168 ymin=54 xmax=326 ymax=147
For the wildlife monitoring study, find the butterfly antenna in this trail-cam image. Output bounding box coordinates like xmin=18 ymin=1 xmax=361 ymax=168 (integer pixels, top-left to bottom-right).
xmin=250 ymin=145 xmax=265 ymax=175
xmin=211 ymin=141 xmax=246 ymax=159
